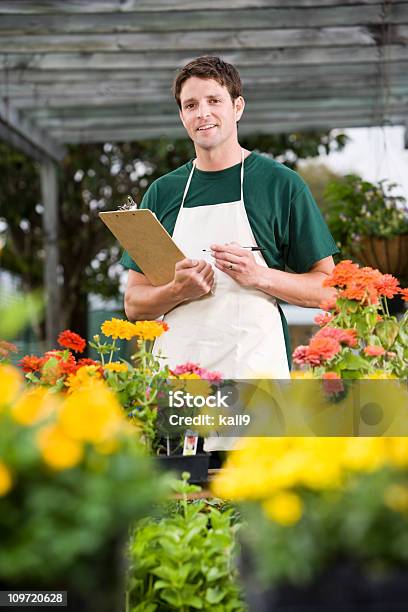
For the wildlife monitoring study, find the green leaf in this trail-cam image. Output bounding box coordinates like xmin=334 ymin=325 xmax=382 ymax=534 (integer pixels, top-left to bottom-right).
xmin=375 ymin=320 xmax=399 ymax=349
xmin=206 ymin=587 xmax=227 ymax=604
xmin=338 ymin=352 xmax=369 ymax=371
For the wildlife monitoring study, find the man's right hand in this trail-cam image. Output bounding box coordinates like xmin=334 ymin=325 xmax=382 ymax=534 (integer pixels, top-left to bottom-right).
xmin=171 ymin=258 xmax=214 ymax=301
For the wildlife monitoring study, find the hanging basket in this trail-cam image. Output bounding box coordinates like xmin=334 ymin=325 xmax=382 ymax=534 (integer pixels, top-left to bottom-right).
xmin=352 ymin=234 xmax=408 ymax=277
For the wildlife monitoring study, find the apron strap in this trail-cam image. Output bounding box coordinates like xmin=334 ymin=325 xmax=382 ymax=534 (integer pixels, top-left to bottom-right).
xmin=240 ymin=148 xmax=244 ymax=202
xmin=180 ymin=160 xmax=196 ymax=209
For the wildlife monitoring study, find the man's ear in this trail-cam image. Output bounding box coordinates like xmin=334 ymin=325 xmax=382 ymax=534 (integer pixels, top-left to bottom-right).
xmin=234 ymin=96 xmax=245 ymax=122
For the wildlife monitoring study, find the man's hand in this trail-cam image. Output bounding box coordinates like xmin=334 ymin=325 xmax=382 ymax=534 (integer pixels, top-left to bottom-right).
xmin=211 ymin=243 xmax=261 ymax=288
xmin=171 ymin=258 xmax=215 ymax=301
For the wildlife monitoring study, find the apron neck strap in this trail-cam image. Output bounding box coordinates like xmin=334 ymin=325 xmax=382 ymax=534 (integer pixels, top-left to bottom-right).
xmin=181 ymin=149 xmax=245 ymax=209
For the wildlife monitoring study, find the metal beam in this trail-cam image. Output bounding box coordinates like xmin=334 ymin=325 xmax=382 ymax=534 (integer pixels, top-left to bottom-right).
xmin=2 ymin=46 xmax=407 ymax=71
xmin=1 ymin=25 xmax=407 ymax=54
xmin=40 ymin=159 xmax=60 ymax=349
xmin=0 ymin=100 xmax=66 ymax=162
xmin=0 ymin=4 xmax=406 ymax=33
xmin=0 ymin=0 xmax=394 ymax=14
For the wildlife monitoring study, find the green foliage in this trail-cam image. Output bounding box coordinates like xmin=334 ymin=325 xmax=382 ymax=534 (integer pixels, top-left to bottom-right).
xmin=324 ymin=174 xmax=408 ymax=257
xmin=241 ymin=467 xmax=408 ymax=587
xmin=0 ymin=292 xmax=43 ymax=340
xmin=0 ymin=414 xmax=168 ymax=586
xmin=127 ymin=474 xmax=246 ymax=611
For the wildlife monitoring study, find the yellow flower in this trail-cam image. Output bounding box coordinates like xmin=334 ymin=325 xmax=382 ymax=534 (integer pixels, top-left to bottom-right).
xmin=11 ymin=387 xmax=59 ymax=426
xmin=386 ymin=438 xmax=408 ymax=468
xmin=0 ymin=364 xmax=23 ymax=406
xmin=263 ymin=491 xmax=303 ymax=526
xmin=341 ymin=438 xmax=386 ymax=472
xmin=59 ymin=381 xmax=125 ymax=444
xmin=65 ymin=365 xmax=102 ymax=393
xmin=133 ymin=320 xmax=167 ymax=341
xmin=104 ymin=362 xmax=128 ymax=373
xmin=0 ymin=461 xmax=12 ymax=496
xmin=384 ymin=484 xmax=408 ymax=513
xmin=363 ymin=371 xmax=397 ymax=379
xmin=101 ymin=317 xmax=138 ymax=340
xmin=291 ymin=371 xmax=316 ymax=379
xmin=36 ymin=424 xmax=83 ymax=470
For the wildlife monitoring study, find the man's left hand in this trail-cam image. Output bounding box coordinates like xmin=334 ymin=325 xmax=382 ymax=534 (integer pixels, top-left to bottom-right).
xmin=211 ymin=243 xmax=261 ymax=288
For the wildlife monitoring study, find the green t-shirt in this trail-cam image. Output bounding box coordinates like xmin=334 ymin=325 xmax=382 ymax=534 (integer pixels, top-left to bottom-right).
xmin=120 ymin=152 xmax=339 ymax=366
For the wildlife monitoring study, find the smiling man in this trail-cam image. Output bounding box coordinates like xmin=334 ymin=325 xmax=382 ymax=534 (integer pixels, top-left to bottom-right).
xmin=121 ymin=56 xmax=338 ymax=385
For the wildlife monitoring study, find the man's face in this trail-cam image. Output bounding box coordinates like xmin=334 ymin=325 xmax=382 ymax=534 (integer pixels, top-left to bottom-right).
xmin=178 ymin=77 xmax=244 ymax=151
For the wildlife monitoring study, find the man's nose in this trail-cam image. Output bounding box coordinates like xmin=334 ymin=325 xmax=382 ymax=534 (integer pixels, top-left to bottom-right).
xmin=197 ymin=102 xmax=210 ymax=118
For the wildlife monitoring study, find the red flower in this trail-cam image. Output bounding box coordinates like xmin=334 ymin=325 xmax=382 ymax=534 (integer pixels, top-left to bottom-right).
xmin=77 ymin=358 xmax=104 ymax=375
xmin=375 ymin=274 xmax=400 ymax=299
xmin=307 ymin=337 xmax=341 ymax=364
xmin=160 ymin=322 xmax=170 ymax=332
xmin=314 ymin=312 xmax=333 ymax=327
xmin=364 ymin=345 xmax=385 ymax=357
xmin=315 ymin=327 xmax=358 ymax=348
xmin=57 ymin=330 xmax=86 ymax=353
xmin=19 ymin=355 xmax=44 ymax=373
xmin=322 ymin=372 xmax=344 ymax=395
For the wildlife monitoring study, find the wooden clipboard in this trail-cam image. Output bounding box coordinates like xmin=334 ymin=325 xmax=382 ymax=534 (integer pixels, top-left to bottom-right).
xmin=99 ymin=209 xmax=185 ymax=286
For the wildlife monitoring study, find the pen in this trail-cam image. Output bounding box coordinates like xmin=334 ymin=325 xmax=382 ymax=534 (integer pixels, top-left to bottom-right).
xmin=202 ymin=247 xmax=266 ymax=252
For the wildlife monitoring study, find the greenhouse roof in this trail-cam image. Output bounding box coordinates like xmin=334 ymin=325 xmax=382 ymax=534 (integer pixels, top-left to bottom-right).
xmin=0 ymin=0 xmax=407 ymax=162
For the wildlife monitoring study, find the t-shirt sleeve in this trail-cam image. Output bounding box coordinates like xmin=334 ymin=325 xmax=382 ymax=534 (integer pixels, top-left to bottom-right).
xmin=283 ymin=183 xmax=339 ymax=273
xmin=119 ymin=183 xmax=157 ymax=273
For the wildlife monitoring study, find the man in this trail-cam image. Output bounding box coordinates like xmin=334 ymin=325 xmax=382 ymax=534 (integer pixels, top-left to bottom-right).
xmin=121 ymin=56 xmax=337 ymax=382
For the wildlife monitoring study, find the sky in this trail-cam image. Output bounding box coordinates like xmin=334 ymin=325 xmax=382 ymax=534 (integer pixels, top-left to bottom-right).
xmin=318 ymin=126 xmax=408 ymax=199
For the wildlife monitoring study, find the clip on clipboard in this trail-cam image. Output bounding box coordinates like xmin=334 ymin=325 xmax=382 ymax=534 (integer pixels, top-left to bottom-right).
xmin=99 ymin=209 xmax=185 ymax=286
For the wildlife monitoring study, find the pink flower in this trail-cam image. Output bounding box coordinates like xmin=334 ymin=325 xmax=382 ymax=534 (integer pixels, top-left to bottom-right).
xmin=314 ymin=312 xmax=333 ymax=327
xmin=364 ymin=345 xmax=385 ymax=357
xmin=315 ymin=327 xmax=358 ymax=348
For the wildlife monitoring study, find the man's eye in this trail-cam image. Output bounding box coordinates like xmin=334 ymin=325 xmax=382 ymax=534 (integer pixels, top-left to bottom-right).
xmin=185 ymin=103 xmax=195 ymax=110
xmin=209 ymin=99 xmax=220 ymax=103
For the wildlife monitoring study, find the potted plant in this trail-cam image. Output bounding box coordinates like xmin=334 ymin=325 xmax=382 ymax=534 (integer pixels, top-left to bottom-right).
xmin=211 ymin=261 xmax=408 ymax=609
xmin=213 ymin=437 xmax=408 ymax=611
xmin=127 ymin=473 xmax=246 ymax=610
xmin=18 ymin=319 xmax=219 ymax=483
xmin=0 ymin=363 xmax=167 ymax=611
xmin=292 ymin=259 xmax=408 ymax=379
xmin=325 ymin=175 xmax=408 ymax=278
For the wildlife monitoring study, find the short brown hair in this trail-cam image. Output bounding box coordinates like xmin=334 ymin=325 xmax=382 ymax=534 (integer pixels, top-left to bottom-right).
xmin=173 ymin=56 xmax=243 ymax=109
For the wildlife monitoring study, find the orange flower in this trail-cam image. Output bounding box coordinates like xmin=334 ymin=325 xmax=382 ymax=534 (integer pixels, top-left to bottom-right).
xmin=364 ymin=345 xmax=385 ymax=357
xmin=58 ymin=330 xmax=86 ymax=353
xmin=307 ymin=337 xmax=341 ymax=365
xmin=375 ymin=274 xmax=400 ymax=299
xmin=400 ymin=288 xmax=408 ymax=302
xmin=19 ymin=355 xmax=44 ymax=373
xmin=323 ymin=260 xmax=359 ymax=288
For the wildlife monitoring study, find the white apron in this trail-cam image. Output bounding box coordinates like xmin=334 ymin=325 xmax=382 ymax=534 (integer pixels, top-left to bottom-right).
xmin=154 ymin=150 xmax=290 ymax=450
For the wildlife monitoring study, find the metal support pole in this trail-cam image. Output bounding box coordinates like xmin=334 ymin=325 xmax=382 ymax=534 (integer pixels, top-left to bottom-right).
xmin=40 ymin=159 xmax=60 ymax=349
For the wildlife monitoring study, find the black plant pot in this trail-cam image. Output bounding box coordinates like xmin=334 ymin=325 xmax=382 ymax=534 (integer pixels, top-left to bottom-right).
xmin=241 ymin=557 xmax=408 ymax=612
xmin=156 ymin=453 xmax=210 ymax=484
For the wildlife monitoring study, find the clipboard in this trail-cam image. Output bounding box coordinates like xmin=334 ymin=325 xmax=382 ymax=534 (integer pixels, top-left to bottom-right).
xmin=99 ymin=209 xmax=185 ymax=286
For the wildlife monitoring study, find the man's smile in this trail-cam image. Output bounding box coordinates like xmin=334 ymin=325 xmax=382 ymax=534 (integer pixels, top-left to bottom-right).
xmin=197 ymin=124 xmax=217 ymax=131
